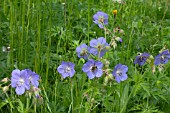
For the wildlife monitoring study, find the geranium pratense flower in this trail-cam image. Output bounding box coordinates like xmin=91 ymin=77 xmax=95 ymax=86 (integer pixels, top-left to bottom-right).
xmin=11 ymin=69 xmax=30 ymax=95
xmin=154 ymin=50 xmax=170 ymax=65
xmin=134 ymin=52 xmax=150 ymax=66
xmin=89 ymin=37 xmax=110 ymax=57
xmin=76 ymin=43 xmax=89 ymax=59
xmin=82 ymin=59 xmax=103 ymax=79
xmin=24 ymin=69 xmax=40 ymax=87
xmin=93 ymin=11 xmax=108 ymax=28
xmin=112 ymin=64 xmax=128 ymax=83
xmin=57 ymin=61 xmax=75 ymax=78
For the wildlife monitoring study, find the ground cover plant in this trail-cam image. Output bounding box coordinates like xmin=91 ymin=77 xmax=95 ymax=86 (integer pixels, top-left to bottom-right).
xmin=0 ymin=0 xmax=170 ymax=113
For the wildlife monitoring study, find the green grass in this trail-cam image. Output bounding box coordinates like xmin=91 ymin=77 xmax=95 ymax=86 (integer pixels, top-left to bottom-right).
xmin=0 ymin=0 xmax=170 ymax=112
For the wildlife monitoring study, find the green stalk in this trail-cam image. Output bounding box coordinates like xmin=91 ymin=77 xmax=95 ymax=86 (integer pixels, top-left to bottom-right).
xmin=54 ymin=79 xmax=58 ymax=105
xmin=21 ymin=0 xmax=26 ymax=68
xmin=42 ymin=85 xmax=52 ymax=113
xmin=9 ymin=0 xmax=14 ymax=70
xmin=25 ymin=0 xmax=31 ymax=64
xmin=71 ymin=80 xmax=74 ymax=113
xmin=127 ymin=25 xmax=134 ymax=59
xmin=45 ymin=0 xmax=52 ymax=88
xmin=34 ymin=104 xmax=37 ymax=113
xmin=35 ymin=0 xmax=41 ymax=73
xmin=88 ymin=0 xmax=90 ymax=42
xmin=26 ymin=97 xmax=30 ymax=112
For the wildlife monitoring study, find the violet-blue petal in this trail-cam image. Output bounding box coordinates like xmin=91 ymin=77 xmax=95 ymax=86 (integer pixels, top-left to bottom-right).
xmin=95 ymin=61 xmax=103 ymax=69
xmin=95 ymin=69 xmax=103 ymax=77
xmin=90 ymin=39 xmax=98 ymax=47
xmin=82 ymin=64 xmax=91 ymax=73
xmin=87 ymin=71 xmax=95 ymax=79
xmin=97 ymin=37 xmax=106 ymax=45
xmin=70 ymin=69 xmax=75 ymax=77
xmin=115 ymin=76 xmax=121 ymax=83
xmin=16 ymin=86 xmax=25 ymax=95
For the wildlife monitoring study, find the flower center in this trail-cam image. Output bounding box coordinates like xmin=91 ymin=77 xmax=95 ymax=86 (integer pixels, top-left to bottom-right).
xmin=139 ymin=56 xmax=144 ymax=62
xmin=80 ymin=49 xmax=87 ymax=56
xmin=160 ymin=55 xmax=166 ymax=62
xmin=65 ymin=67 xmax=71 ymax=73
xmin=19 ymin=78 xmax=25 ymax=85
xmin=116 ymin=70 xmax=122 ymax=76
xmin=91 ymin=66 xmax=97 ymax=72
xmin=97 ymin=44 xmax=104 ymax=51
xmin=98 ymin=17 xmax=104 ymax=23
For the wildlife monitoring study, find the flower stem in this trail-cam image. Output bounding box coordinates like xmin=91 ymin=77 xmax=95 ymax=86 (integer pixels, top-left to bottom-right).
xmin=104 ymin=27 xmax=107 ymax=39
xmin=26 ymin=97 xmax=30 ymax=112
xmin=34 ymin=103 xmax=37 ymax=113
xmin=98 ymin=50 xmax=101 ymax=60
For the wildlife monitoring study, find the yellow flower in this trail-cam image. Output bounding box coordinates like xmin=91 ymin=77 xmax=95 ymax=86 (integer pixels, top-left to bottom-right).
xmin=112 ymin=10 xmax=117 ymax=15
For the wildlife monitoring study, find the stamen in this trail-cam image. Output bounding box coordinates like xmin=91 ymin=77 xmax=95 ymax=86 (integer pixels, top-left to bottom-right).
xmin=116 ymin=70 xmax=122 ymax=76
xmin=65 ymin=67 xmax=71 ymax=73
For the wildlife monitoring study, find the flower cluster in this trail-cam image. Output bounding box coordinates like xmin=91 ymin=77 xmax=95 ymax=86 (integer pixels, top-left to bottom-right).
xmin=57 ymin=11 xmax=129 ymax=83
xmin=57 ymin=11 xmax=170 ymax=85
xmin=11 ymin=69 xmax=40 ymax=95
xmin=57 ymin=37 xmax=128 ymax=83
xmin=134 ymin=50 xmax=170 ymax=66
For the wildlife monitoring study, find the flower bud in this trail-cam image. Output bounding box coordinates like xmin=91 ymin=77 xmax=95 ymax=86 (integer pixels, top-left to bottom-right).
xmin=1 ymin=78 xmax=9 ymax=83
xmin=119 ymin=29 xmax=124 ymax=34
xmin=158 ymin=64 xmax=164 ymax=72
xmin=3 ymin=86 xmax=9 ymax=93
xmin=115 ymin=37 xmax=122 ymax=42
xmin=104 ymin=76 xmax=109 ymax=86
xmin=105 ymin=46 xmax=110 ymax=50
xmin=110 ymin=39 xmax=117 ymax=49
xmin=152 ymin=65 xmax=156 ymax=74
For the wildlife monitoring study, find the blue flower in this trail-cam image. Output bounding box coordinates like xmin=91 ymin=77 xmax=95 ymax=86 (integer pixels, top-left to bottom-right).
xmin=24 ymin=69 xmax=40 ymax=88
xmin=93 ymin=11 xmax=108 ymax=28
xmin=82 ymin=59 xmax=103 ymax=79
xmin=11 ymin=69 xmax=30 ymax=95
xmin=134 ymin=52 xmax=150 ymax=66
xmin=89 ymin=37 xmax=110 ymax=57
xmin=57 ymin=61 xmax=75 ymax=78
xmin=154 ymin=50 xmax=170 ymax=65
xmin=112 ymin=64 xmax=128 ymax=83
xmin=76 ymin=43 xmax=89 ymax=59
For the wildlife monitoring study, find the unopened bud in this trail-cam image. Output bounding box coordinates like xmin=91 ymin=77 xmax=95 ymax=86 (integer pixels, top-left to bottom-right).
xmin=105 ymin=46 xmax=110 ymax=50
xmin=115 ymin=37 xmax=122 ymax=42
xmin=108 ymin=74 xmax=114 ymax=80
xmin=119 ymin=29 xmax=124 ymax=34
xmin=146 ymin=55 xmax=154 ymax=64
xmin=1 ymin=78 xmax=9 ymax=83
xmin=110 ymin=39 xmax=117 ymax=49
xmin=3 ymin=86 xmax=9 ymax=93
xmin=158 ymin=65 xmax=164 ymax=72
xmin=152 ymin=66 xmax=156 ymax=74
xmin=104 ymin=76 xmax=109 ymax=86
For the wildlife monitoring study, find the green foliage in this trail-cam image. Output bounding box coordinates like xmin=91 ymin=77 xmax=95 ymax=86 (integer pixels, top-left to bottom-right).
xmin=0 ymin=0 xmax=170 ymax=113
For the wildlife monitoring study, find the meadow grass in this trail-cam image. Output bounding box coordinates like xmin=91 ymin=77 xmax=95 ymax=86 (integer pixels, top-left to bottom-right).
xmin=0 ymin=0 xmax=170 ymax=113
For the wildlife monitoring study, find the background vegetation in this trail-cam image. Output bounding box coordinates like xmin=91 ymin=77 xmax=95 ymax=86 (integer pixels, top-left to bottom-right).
xmin=0 ymin=0 xmax=170 ymax=112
